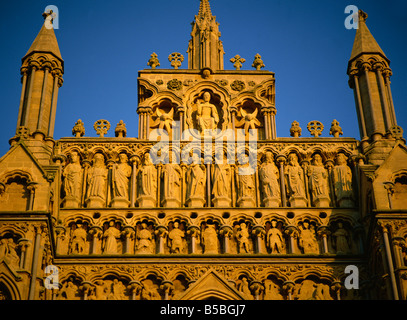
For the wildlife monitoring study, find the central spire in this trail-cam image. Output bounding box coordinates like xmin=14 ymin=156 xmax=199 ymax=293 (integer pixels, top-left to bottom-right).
xmin=187 ymin=0 xmax=225 ymax=70
xmin=198 ymin=0 xmax=212 ymax=18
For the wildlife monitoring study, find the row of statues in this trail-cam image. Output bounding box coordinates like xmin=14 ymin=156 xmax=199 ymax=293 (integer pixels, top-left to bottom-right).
xmin=61 ymin=150 xmax=355 ymax=209
xmin=58 ymin=219 xmax=355 ymax=256
xmin=53 ymin=275 xmax=355 ymax=300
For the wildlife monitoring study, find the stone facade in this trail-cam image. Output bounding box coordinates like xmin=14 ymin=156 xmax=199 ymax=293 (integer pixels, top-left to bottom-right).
xmin=0 ymin=4 xmax=406 ymax=301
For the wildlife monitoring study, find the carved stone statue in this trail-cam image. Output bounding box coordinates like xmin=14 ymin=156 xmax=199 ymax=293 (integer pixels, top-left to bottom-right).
xmin=168 ymin=222 xmax=185 ymax=254
xmin=212 ymin=153 xmax=231 ymax=207
xmin=137 ymin=153 xmax=157 ymax=207
xmin=197 ymin=92 xmax=219 ymax=132
xmin=186 ymin=153 xmax=206 ymax=207
xmin=0 ymin=238 xmax=20 ymax=269
xmin=333 ymin=153 xmax=354 ymax=207
xmin=108 ymin=279 xmax=126 ymax=300
xmin=136 ymin=223 xmax=154 ymax=254
xmin=89 ymin=280 xmax=108 ymax=300
xmin=236 ymin=162 xmax=256 ymax=207
xmin=161 ymin=160 xmax=181 ymax=208
xmin=298 ymin=221 xmax=319 ymax=254
xmin=237 ymin=277 xmax=253 ymax=300
xmin=69 ymin=223 xmax=87 ymax=254
xmin=235 ymin=223 xmax=250 ymax=253
xmin=86 ymin=153 xmax=108 ymax=208
xmin=111 ymin=153 xmax=132 ymax=207
xmin=332 ymin=222 xmax=351 ymax=254
xmin=285 ymin=153 xmax=307 ymax=207
xmin=266 ymin=220 xmax=284 ymax=254
xmin=263 ymin=279 xmax=283 ymax=300
xmin=308 ymin=154 xmax=330 ymax=207
xmin=202 ymin=224 xmax=219 ymax=254
xmin=62 ymin=151 xmax=83 ymax=208
xmin=58 ymin=281 xmax=79 ymax=300
xmin=102 ymin=221 xmax=121 ymax=254
xmin=259 ymin=151 xmax=281 ymax=207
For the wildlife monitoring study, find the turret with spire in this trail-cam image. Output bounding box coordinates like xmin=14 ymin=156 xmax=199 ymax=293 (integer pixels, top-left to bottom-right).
xmin=347 ymin=10 xmax=397 ymax=145
xmin=13 ymin=9 xmax=64 ymax=145
xmin=187 ymin=0 xmax=225 ymax=70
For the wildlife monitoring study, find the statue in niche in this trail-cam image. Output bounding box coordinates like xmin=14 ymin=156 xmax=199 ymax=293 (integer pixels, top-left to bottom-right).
xmin=263 ymin=279 xmax=283 ymax=300
xmin=136 ymin=223 xmax=154 ymax=254
xmin=259 ymin=151 xmax=281 ymax=207
xmin=237 ymin=277 xmax=253 ymax=300
xmin=298 ymin=221 xmax=319 ymax=254
xmin=332 ymin=153 xmax=354 ymax=207
xmin=0 ymin=238 xmax=20 ymax=269
xmin=296 ymin=280 xmax=317 ymax=300
xmin=88 ymin=280 xmax=108 ymax=300
xmin=236 ymin=161 xmax=256 ymax=207
xmin=69 ymin=223 xmax=88 ymax=254
xmin=108 ymin=279 xmax=126 ymax=300
xmin=285 ymin=153 xmax=307 ymax=207
xmin=137 ymin=153 xmax=157 ymax=207
xmin=266 ymin=220 xmax=284 ymax=254
xmin=112 ymin=153 xmax=132 ymax=202
xmin=186 ymin=153 xmax=206 ymax=207
xmin=168 ymin=222 xmax=185 ymax=254
xmin=58 ymin=280 xmax=79 ymax=300
xmin=62 ymin=151 xmax=83 ymax=207
xmin=307 ymin=154 xmax=330 ymax=207
xmin=86 ymin=153 xmax=108 ymax=207
xmin=202 ymin=224 xmax=219 ymax=254
xmin=102 ymin=221 xmax=121 ymax=254
xmin=235 ymin=223 xmax=251 ymax=253
xmin=197 ymin=91 xmax=219 ymax=132
xmin=161 ymin=154 xmax=181 ymax=207
xmin=212 ymin=152 xmax=231 ymax=207
xmin=332 ymin=222 xmax=351 ymax=254
xmin=141 ymin=280 xmax=161 ymax=300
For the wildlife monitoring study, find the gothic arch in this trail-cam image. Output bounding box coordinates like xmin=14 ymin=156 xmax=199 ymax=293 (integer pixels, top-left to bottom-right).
xmin=0 ymin=273 xmax=21 ymax=300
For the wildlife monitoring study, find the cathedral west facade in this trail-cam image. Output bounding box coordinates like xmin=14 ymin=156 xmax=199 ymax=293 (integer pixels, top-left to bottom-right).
xmin=0 ymin=1 xmax=406 ymax=300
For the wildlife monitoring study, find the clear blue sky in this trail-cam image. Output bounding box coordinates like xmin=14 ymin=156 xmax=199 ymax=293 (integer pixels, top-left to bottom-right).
xmin=0 ymin=0 xmax=406 ymax=156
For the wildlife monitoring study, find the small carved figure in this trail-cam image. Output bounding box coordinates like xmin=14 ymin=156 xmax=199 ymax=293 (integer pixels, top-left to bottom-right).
xmin=237 ymin=277 xmax=253 ymax=300
xmin=102 ymin=221 xmax=121 ymax=254
xmin=69 ymin=223 xmax=87 ymax=254
xmin=112 ymin=153 xmax=132 ymax=199
xmin=212 ymin=153 xmax=231 ymax=200
xmin=186 ymin=153 xmax=206 ymax=202
xmin=333 ymin=153 xmax=354 ymax=207
xmin=266 ymin=220 xmax=284 ymax=254
xmin=108 ymin=279 xmax=126 ymax=300
xmin=332 ymin=222 xmax=351 ymax=254
xmin=308 ymin=154 xmax=330 ymax=206
xmin=138 ymin=154 xmax=157 ymax=198
xmin=62 ymin=151 xmax=83 ymax=203
xmin=58 ymin=281 xmax=79 ymax=300
xmin=168 ymin=222 xmax=185 ymax=254
xmin=202 ymin=224 xmax=219 ymax=254
xmin=86 ymin=153 xmax=108 ymax=205
xmin=161 ymin=160 xmax=182 ymax=207
xmin=0 ymin=238 xmax=20 ymax=269
xmin=136 ymin=223 xmax=154 ymax=254
xmin=91 ymin=280 xmax=108 ymax=300
xmin=197 ymin=92 xmax=219 ymax=132
xmin=298 ymin=221 xmax=319 ymax=254
xmin=235 ymin=223 xmax=250 ymax=253
xmin=259 ymin=152 xmax=280 ymax=206
xmin=263 ymin=279 xmax=283 ymax=300
xmin=236 ymin=162 xmax=256 ymax=207
xmin=285 ymin=153 xmax=307 ymax=205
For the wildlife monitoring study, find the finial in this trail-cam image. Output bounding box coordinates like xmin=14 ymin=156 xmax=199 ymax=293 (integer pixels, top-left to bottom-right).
xmin=252 ymin=54 xmax=265 ymax=71
xmin=230 ymin=55 xmax=246 ymax=70
xmin=358 ymin=10 xmax=368 ymax=23
xmin=329 ymin=120 xmax=343 ymax=138
xmin=72 ymin=119 xmax=85 ymax=138
xmin=290 ymin=121 xmax=302 ymax=138
xmin=147 ymin=53 xmax=160 ymax=69
xmin=115 ymin=120 xmax=127 ymax=138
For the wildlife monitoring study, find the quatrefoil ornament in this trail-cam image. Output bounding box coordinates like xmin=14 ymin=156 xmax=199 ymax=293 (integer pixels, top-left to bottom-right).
xmin=168 ymin=52 xmax=184 ymax=69
xmin=307 ymin=121 xmax=324 ymax=137
xmin=93 ymin=119 xmax=111 ymax=137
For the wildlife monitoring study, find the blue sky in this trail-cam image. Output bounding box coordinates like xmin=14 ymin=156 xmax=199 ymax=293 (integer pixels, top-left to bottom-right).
xmin=0 ymin=0 xmax=406 ymax=156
